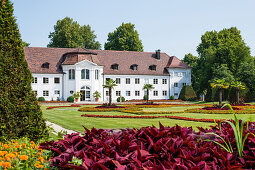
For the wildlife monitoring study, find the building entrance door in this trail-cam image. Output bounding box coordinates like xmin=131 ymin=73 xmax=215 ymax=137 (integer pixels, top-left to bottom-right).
xmin=80 ymin=86 xmax=91 ymax=101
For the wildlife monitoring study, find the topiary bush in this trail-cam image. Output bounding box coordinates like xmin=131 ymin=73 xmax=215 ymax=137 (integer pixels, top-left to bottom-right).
xmin=143 ymin=95 xmax=148 ymax=100
xmin=67 ymin=96 xmax=74 ymax=102
xmin=0 ymin=0 xmax=48 ymax=142
xmin=38 ymin=97 xmax=45 ymax=102
xmin=178 ymin=85 xmax=197 ymax=101
xmin=170 ymin=95 xmax=175 ymax=100
xmin=117 ymin=97 xmax=125 ymax=102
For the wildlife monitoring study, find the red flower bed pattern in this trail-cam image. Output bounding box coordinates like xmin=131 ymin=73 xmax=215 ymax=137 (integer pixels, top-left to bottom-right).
xmin=81 ymin=114 xmax=224 ymax=123
xmin=46 ymin=104 xmax=81 ymax=110
xmin=40 ymin=123 xmax=255 ymax=169
xmin=202 ymin=106 xmax=243 ymax=110
xmin=95 ymin=105 xmax=126 ymax=109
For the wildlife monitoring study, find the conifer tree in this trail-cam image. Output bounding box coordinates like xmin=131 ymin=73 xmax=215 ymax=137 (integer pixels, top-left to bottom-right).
xmin=0 ymin=0 xmax=48 ymax=141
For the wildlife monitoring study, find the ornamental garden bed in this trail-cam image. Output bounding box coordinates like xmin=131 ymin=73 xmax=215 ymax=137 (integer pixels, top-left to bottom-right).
xmin=202 ymin=106 xmax=243 ymax=110
xmin=39 ymin=122 xmax=255 ymax=169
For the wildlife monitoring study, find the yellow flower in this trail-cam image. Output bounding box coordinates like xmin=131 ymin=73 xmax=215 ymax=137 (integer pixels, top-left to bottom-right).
xmin=35 ymin=163 xmax=43 ymax=168
xmin=3 ymin=144 xmax=8 ymax=149
xmin=19 ymin=155 xmax=28 ymax=161
xmin=0 ymin=161 xmax=4 ymax=166
xmin=15 ymin=144 xmax=21 ymax=149
xmin=0 ymin=151 xmax=8 ymax=156
xmin=3 ymin=162 xmax=11 ymax=168
xmin=38 ymin=156 xmax=44 ymax=162
xmin=22 ymin=143 xmax=26 ymax=148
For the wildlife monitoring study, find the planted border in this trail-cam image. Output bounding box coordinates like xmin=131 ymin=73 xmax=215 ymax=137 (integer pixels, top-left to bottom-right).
xmin=185 ymin=107 xmax=255 ymax=114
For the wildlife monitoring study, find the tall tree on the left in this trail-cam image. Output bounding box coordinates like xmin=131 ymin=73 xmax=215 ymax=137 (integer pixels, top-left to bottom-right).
xmin=0 ymin=0 xmax=48 ymax=141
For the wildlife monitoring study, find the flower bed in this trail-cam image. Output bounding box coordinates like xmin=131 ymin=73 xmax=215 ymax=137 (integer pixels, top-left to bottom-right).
xmin=40 ymin=123 xmax=255 ymax=169
xmin=95 ymin=105 xmax=126 ymax=108
xmin=0 ymin=138 xmax=53 ymax=169
xmin=46 ymin=104 xmax=82 ymax=110
xmin=81 ymin=114 xmax=223 ymax=123
xmin=125 ymin=99 xmax=182 ymax=102
xmin=185 ymin=107 xmax=255 ymax=114
xmin=202 ymin=106 xmax=243 ymax=110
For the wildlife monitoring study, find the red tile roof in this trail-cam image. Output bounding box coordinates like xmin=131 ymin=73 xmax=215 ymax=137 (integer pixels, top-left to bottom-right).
xmin=24 ymin=47 xmax=190 ymax=75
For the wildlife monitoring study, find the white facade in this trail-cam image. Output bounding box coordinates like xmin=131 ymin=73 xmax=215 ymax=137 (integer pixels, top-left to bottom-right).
xmin=31 ymin=59 xmax=191 ymax=101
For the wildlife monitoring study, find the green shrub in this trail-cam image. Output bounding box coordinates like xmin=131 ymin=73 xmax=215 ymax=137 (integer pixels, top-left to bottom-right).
xmin=67 ymin=96 xmax=74 ymax=102
xmin=228 ymin=86 xmax=248 ymax=104
xmin=0 ymin=0 xmax=48 ymax=142
xmin=178 ymin=85 xmax=197 ymax=101
xmin=143 ymin=95 xmax=148 ymax=100
xmin=170 ymin=95 xmax=175 ymax=100
xmin=38 ymin=97 xmax=45 ymax=101
xmin=117 ymin=97 xmax=125 ymax=102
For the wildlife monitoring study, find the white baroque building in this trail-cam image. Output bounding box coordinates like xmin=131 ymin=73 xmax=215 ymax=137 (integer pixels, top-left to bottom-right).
xmin=24 ymin=47 xmax=191 ymax=102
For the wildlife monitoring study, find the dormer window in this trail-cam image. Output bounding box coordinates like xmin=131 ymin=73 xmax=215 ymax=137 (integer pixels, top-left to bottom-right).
xmin=42 ymin=62 xmax=50 ymax=68
xmin=130 ymin=64 xmax=138 ymax=71
xmin=111 ymin=64 xmax=119 ymax=70
xmin=149 ymin=65 xmax=156 ymax=71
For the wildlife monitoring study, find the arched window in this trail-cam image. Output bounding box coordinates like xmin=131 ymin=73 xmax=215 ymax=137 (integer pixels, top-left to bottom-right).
xmin=149 ymin=65 xmax=156 ymax=71
xmin=130 ymin=64 xmax=138 ymax=70
xmin=111 ymin=64 xmax=118 ymax=70
xmin=81 ymin=69 xmax=90 ymax=80
xmin=69 ymin=69 xmax=75 ymax=79
xmin=42 ymin=62 xmax=50 ymax=68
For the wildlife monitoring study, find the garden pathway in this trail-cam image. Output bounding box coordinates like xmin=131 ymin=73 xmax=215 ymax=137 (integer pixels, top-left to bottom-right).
xmin=46 ymin=121 xmax=78 ymax=135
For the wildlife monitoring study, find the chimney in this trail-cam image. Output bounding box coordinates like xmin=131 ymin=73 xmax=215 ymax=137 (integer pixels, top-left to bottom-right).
xmin=155 ymin=49 xmax=160 ymax=59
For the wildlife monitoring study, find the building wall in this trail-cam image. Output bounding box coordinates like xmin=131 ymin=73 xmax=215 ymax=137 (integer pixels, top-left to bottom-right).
xmin=31 ymin=73 xmax=63 ymax=101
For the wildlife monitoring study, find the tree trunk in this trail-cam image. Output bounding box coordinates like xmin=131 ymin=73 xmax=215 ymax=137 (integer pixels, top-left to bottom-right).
xmin=236 ymin=89 xmax=240 ymax=104
xmin=109 ymin=88 xmax=112 ymax=106
xmin=147 ymin=90 xmax=149 ymax=104
xmin=219 ymin=88 xmax=223 ymax=106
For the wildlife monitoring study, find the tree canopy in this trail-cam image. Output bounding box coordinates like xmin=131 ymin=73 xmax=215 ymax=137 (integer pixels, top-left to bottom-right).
xmin=22 ymin=41 xmax=30 ymax=47
xmin=104 ymin=23 xmax=143 ymax=51
xmin=182 ymin=53 xmax=198 ymax=67
xmin=48 ymin=17 xmax=101 ymax=49
xmin=0 ymin=0 xmax=48 ymax=141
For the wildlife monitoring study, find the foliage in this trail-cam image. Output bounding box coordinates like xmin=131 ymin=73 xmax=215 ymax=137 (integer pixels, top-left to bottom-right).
xmin=22 ymin=41 xmax=30 ymax=47
xmin=194 ymin=27 xmax=252 ymax=97
xmin=117 ymin=96 xmax=125 ymax=102
xmin=67 ymin=96 xmax=74 ymax=102
xmin=103 ymin=79 xmax=117 ymax=106
xmin=143 ymin=84 xmax=154 ymax=104
xmin=212 ymin=64 xmax=235 ymax=83
xmin=40 ymin=122 xmax=255 ymax=169
xmin=210 ymin=79 xmax=230 ymax=105
xmin=104 ymin=22 xmax=143 ymax=51
xmin=72 ymin=92 xmax=82 ymax=99
xmin=143 ymin=95 xmax=148 ymax=100
xmin=0 ymin=0 xmax=48 ymax=142
xmin=236 ymin=62 xmax=255 ymax=101
xmin=170 ymin=95 xmax=175 ymax=100
xmin=38 ymin=97 xmax=45 ymax=102
xmin=182 ymin=53 xmax=198 ymax=67
xmin=48 ymin=17 xmax=101 ymax=49
xmin=92 ymin=91 xmax=101 ymax=99
xmin=0 ymin=138 xmax=54 ymax=169
xmin=228 ymin=81 xmax=247 ymax=104
xmin=178 ymin=85 xmax=197 ymax=101
xmin=199 ymin=104 xmax=253 ymax=157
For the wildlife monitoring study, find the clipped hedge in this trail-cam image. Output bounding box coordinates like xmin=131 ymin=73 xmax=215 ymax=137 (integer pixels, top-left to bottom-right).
xmin=67 ymin=96 xmax=74 ymax=102
xmin=178 ymin=85 xmax=197 ymax=101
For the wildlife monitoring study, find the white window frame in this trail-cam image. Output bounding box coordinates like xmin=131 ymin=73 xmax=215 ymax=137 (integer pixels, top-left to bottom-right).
xmin=126 ymin=78 xmax=130 ymax=84
xmin=162 ymin=79 xmax=167 ymax=84
xmin=95 ymin=70 xmax=99 ymax=80
xmin=174 ymin=83 xmax=178 ymax=87
xmin=153 ymin=79 xmax=158 ymax=84
xmin=69 ymin=69 xmax=75 ymax=80
xmin=135 ymin=78 xmax=140 ymax=84
xmin=126 ymin=91 xmax=131 ymax=96
xmin=135 ymin=91 xmax=140 ymax=96
xmin=54 ymin=90 xmax=60 ymax=95
xmin=116 ymin=78 xmax=121 ymax=84
xmin=162 ymin=90 xmax=167 ymax=96
xmin=43 ymin=77 xmax=49 ymax=84
xmin=32 ymin=77 xmax=37 ymax=84
xmin=43 ymin=90 xmax=49 ymax=96
xmin=54 ymin=77 xmax=60 ymax=84
xmin=116 ymin=91 xmax=121 ymax=96
xmin=153 ymin=90 xmax=158 ymax=96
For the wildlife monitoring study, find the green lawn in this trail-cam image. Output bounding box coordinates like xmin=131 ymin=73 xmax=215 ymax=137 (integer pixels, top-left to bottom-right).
xmin=41 ymin=104 xmax=255 ymax=133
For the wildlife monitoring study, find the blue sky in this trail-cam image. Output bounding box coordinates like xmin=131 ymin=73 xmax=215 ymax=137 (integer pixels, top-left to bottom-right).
xmin=13 ymin=0 xmax=255 ymax=59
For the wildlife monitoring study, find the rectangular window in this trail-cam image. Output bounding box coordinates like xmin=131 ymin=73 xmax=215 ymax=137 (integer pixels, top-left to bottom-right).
xmin=54 ymin=77 xmax=60 ymax=84
xmin=33 ymin=90 xmax=37 ymax=96
xmin=116 ymin=91 xmax=121 ymax=96
xmin=135 ymin=78 xmax=140 ymax=84
xmin=174 ymin=83 xmax=178 ymax=87
xmin=32 ymin=77 xmax=37 ymax=84
xmin=174 ymin=93 xmax=178 ymax=96
xmin=43 ymin=77 xmax=49 ymax=84
xmin=126 ymin=91 xmax=131 ymax=96
xmin=153 ymin=90 xmax=158 ymax=96
xmin=135 ymin=91 xmax=140 ymax=96
xmin=182 ymin=72 xmax=186 ymax=77
xmin=106 ymin=91 xmax=109 ymax=96
xmin=43 ymin=90 xmax=49 ymax=96
xmin=54 ymin=90 xmax=60 ymax=95
xmin=116 ymin=78 xmax=121 ymax=84
xmin=153 ymin=79 xmax=158 ymax=84
xmin=174 ymin=72 xmax=178 ymax=77
xmin=86 ymin=69 xmax=90 ymax=80
xmin=182 ymin=83 xmax=187 ymax=86
xmin=126 ymin=78 xmax=130 ymax=84
xmin=69 ymin=69 xmax=75 ymax=79
xmin=162 ymin=79 xmax=167 ymax=84
xmin=162 ymin=90 xmax=167 ymax=96
xmin=95 ymin=70 xmax=99 ymax=80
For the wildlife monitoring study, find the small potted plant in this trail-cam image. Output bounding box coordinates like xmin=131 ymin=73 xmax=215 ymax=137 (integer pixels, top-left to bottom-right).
xmin=93 ymin=91 xmax=101 ymax=102
xmin=73 ymin=92 xmax=82 ymax=102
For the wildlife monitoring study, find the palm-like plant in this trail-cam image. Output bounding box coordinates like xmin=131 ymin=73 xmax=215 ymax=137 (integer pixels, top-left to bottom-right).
xmin=103 ymin=79 xmax=117 ymax=106
xmin=142 ymin=84 xmax=154 ymax=104
xmin=230 ymin=81 xmax=246 ymax=104
xmin=210 ymin=79 xmax=230 ymax=105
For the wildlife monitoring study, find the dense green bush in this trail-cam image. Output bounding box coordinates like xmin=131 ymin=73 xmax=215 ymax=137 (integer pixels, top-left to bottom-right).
xmin=38 ymin=97 xmax=45 ymax=101
xmin=117 ymin=96 xmax=125 ymax=102
xmin=67 ymin=96 xmax=74 ymax=102
xmin=0 ymin=0 xmax=48 ymax=142
xmin=143 ymin=95 xmax=148 ymax=100
xmin=228 ymin=86 xmax=248 ymax=104
xmin=178 ymin=85 xmax=197 ymax=101
xmin=170 ymin=95 xmax=175 ymax=100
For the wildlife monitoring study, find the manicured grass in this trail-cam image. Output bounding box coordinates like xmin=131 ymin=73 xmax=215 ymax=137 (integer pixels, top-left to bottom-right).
xmin=41 ymin=104 xmax=254 ymax=132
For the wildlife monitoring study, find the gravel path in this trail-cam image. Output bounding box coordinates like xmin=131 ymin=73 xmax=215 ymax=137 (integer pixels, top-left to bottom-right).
xmin=46 ymin=121 xmax=78 ymax=135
